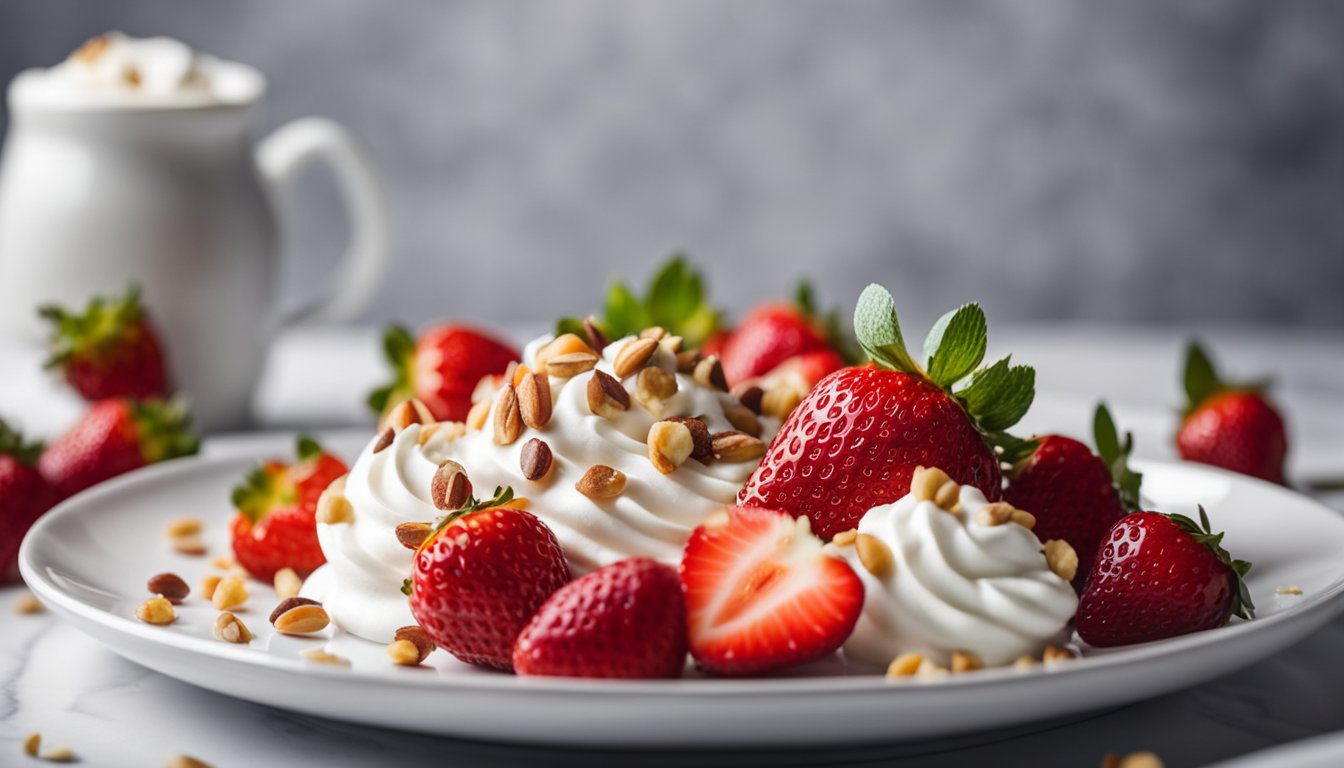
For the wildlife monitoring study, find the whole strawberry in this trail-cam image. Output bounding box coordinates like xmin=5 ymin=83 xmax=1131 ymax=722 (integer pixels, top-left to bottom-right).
xmin=720 ymin=282 xmax=853 ymax=387
xmin=0 ymin=420 xmax=56 ymax=583
xmin=230 ymin=436 xmax=347 ymax=582
xmin=740 ymin=285 xmax=1037 ymax=540
xmin=1076 ymin=508 xmax=1253 ymax=647
xmin=1176 ymin=341 xmax=1287 ymax=484
xmin=368 ymin=324 xmax=519 ymax=424
xmin=408 ymin=486 xmax=570 ymax=671
xmin=514 ymin=557 xmax=687 ymax=679
xmin=1004 ymin=403 xmax=1141 ymax=591
xmin=39 ymin=285 xmax=171 ymax=401
xmin=39 ymin=399 xmax=198 ymax=501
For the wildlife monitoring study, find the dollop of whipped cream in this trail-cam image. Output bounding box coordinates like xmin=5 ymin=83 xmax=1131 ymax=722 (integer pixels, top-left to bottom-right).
xmin=317 ymin=333 xmax=779 ymax=642
xmin=829 ymin=485 xmax=1077 ymax=669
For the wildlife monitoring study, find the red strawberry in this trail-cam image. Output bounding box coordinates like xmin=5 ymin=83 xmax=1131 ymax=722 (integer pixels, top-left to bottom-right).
xmin=39 ymin=285 xmax=171 ymax=401
xmin=1176 ymin=341 xmax=1287 ymax=484
xmin=1077 ymin=508 xmax=1254 ymax=647
xmin=740 ymin=285 xmax=1036 ymax=539
xmin=0 ymin=420 xmax=56 ymax=584
xmin=514 ymin=557 xmax=686 ymax=679
xmin=39 ymin=399 xmax=198 ymax=501
xmin=369 ymin=324 xmax=519 ymax=423
xmin=700 ymin=329 xmax=731 ymax=359
xmin=720 ymin=302 xmax=829 ymax=386
xmin=1004 ymin=403 xmax=1141 ymax=591
xmin=408 ymin=487 xmax=570 ymax=671
xmin=756 ymin=347 xmax=846 ymax=393
xmin=230 ymin=436 xmax=347 ymax=582
xmin=680 ymin=506 xmax=864 ymax=676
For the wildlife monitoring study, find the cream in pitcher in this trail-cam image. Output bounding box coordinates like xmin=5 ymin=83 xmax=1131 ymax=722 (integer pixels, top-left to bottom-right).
xmin=0 ymin=33 xmax=388 ymax=429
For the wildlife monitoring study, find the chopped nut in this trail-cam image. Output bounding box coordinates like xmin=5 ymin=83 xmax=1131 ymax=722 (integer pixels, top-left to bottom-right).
xmin=885 ymin=652 xmax=923 ymax=678
xmin=693 ymin=355 xmax=728 ymax=391
xmin=648 ymin=420 xmax=694 ymax=474
xmin=1042 ymin=645 xmax=1076 ymax=665
xmin=466 ymin=398 xmax=491 ymax=431
xmin=950 ymin=651 xmax=983 ymax=673
xmin=520 ymin=438 xmax=554 ymax=481
xmin=302 ymin=648 xmax=350 ymax=666
xmin=722 ymin=402 xmax=763 ymax=437
xmin=855 ymin=533 xmax=893 ymax=578
xmin=273 ymin=603 xmax=331 ymax=635
xmin=613 ymin=338 xmax=659 ymax=379
xmin=1117 ymin=752 xmax=1165 ymax=768
xmin=675 ymin=349 xmax=700 ymax=373
xmin=576 ymin=465 xmax=626 ymax=499
xmin=165 ymin=755 xmax=214 ymax=768
xmin=372 ymin=427 xmax=395 ymax=453
xmin=40 ymin=745 xmax=75 ymax=762
xmin=761 ymin=385 xmax=803 ymax=420
xmin=517 ymin=371 xmax=553 ymax=429
xmin=72 ymin=34 xmax=110 ymax=62
xmin=419 ymin=421 xmax=467 ymax=446
xmin=510 ymin=362 xmax=532 ymax=388
xmin=387 ymin=639 xmax=422 ymax=666
xmin=537 ymin=334 xmax=596 ymax=374
xmin=23 ymin=732 xmax=39 ymax=756
xmin=933 ymin=480 xmax=961 ymax=509
xmin=546 ymin=352 xmax=599 ymax=378
xmin=664 ymin=417 xmax=713 ymax=462
xmin=659 ymin=335 xmax=684 ymax=354
xmin=316 ymin=475 xmax=353 ymax=524
xmin=916 ymin=658 xmax=949 ymax=679
xmin=711 ymin=430 xmax=766 ymax=463
xmin=395 ymin=522 xmax=433 ymax=550
xmin=210 ymin=554 xmax=236 ymax=570
xmin=431 ymin=459 xmax=472 ymax=511
xmin=171 ymin=535 xmax=207 ymax=556
xmin=211 ymin=575 xmax=249 ymax=611
xmin=639 ymin=326 xmax=667 ymax=341
xmin=1011 ymin=509 xmax=1037 ymax=530
xmin=394 ymin=625 xmax=436 ymax=663
xmin=199 ymin=574 xmax=222 ymax=601
xmin=1013 ymin=656 xmax=1038 ymax=670
xmin=910 ymin=466 xmax=953 ymax=502
xmin=14 ymin=592 xmax=44 ymax=615
xmin=1043 ymin=539 xmax=1079 ymax=582
xmin=147 ymin=572 xmax=190 ymax=604
xmin=731 ymin=383 xmax=765 ymax=414
xmin=587 ymin=370 xmax=631 ymax=419
xmin=832 ymin=529 xmax=858 ymax=547
xmin=269 ymin=596 xmax=321 ymax=624
xmin=975 ymin=501 xmax=1016 ymax=526
xmin=1277 ymin=585 xmax=1304 ymax=595
xmin=635 ymin=367 xmax=678 ymax=415
xmin=274 ymin=567 xmax=303 ymax=600
xmin=493 ymin=384 xmax=523 ymax=445
xmin=137 ymin=596 xmax=176 ymax=625
xmin=384 ymin=398 xmax=433 ymax=431
xmin=582 ymin=318 xmax=608 ymax=353
xmin=213 ymin=611 xmax=253 ymax=644
xmin=163 ymin=517 xmax=203 ymax=539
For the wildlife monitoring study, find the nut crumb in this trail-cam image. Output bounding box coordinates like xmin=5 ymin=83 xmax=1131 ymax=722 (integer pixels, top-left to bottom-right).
xmin=273 ymin=567 xmax=302 ymax=600
xmin=885 ymin=653 xmax=923 ymax=678
xmin=1276 ymin=585 xmax=1304 ymax=596
xmin=302 ymin=648 xmax=350 ymax=666
xmin=171 ymin=535 xmax=207 ymax=556
xmin=163 ymin=517 xmax=203 ymax=539
xmin=136 ymin=596 xmax=176 ymax=625
xmin=14 ymin=592 xmax=43 ymax=615
xmin=23 ymin=732 xmax=39 ymax=756
xmin=213 ymin=612 xmax=253 ymax=644
xmin=40 ymin=744 xmax=75 ymax=762
xmin=165 ymin=756 xmax=214 ymax=768
xmin=211 ymin=575 xmax=248 ymax=611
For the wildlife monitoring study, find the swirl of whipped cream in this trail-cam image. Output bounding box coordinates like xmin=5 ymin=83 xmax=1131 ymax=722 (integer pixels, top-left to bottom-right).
xmin=829 ymin=486 xmax=1077 ymax=668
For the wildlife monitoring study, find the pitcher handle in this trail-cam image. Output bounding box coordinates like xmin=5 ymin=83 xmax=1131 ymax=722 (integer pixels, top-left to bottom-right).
xmin=256 ymin=117 xmax=388 ymax=324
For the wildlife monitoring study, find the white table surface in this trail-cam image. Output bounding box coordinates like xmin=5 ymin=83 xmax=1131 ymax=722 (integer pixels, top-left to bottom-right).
xmin=3 ymin=323 xmax=1344 ymax=767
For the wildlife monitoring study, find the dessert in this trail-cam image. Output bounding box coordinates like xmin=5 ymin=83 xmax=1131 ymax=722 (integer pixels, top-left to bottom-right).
xmin=826 ymin=467 xmax=1078 ymax=669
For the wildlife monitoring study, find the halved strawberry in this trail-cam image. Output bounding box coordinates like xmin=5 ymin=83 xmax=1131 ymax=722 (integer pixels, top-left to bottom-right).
xmin=680 ymin=506 xmax=864 ymax=676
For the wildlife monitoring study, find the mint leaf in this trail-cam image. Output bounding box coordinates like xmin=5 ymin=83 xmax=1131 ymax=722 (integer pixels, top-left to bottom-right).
xmin=603 ymin=281 xmax=647 ymax=338
xmin=795 ymin=280 xmax=817 ymax=316
xmin=853 ymin=284 xmax=921 ymax=374
xmin=1183 ymin=340 xmax=1221 ymax=408
xmin=957 ymin=356 xmax=1035 ymax=432
xmin=554 ymin=316 xmax=588 ymax=339
xmin=1093 ymin=403 xmax=1121 ymax=465
xmin=382 ymin=325 xmax=415 ymax=366
xmin=922 ymin=304 xmax=987 ymax=388
xmin=295 ymin=435 xmax=323 ymax=461
xmin=986 ymin=431 xmax=1039 ymax=466
xmin=647 ymin=255 xmax=701 ymax=329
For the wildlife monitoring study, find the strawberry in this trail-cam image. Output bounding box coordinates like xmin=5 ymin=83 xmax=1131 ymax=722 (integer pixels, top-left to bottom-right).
xmin=740 ymin=285 xmax=1037 ymax=539
xmin=680 ymin=506 xmax=864 ymax=676
xmin=1076 ymin=508 xmax=1254 ymax=647
xmin=0 ymin=420 xmax=56 ymax=584
xmin=407 ymin=486 xmax=570 ymax=671
xmin=39 ymin=399 xmax=198 ymax=501
xmin=39 ymin=285 xmax=171 ymax=401
xmin=720 ymin=302 xmax=830 ymax=386
xmin=368 ymin=324 xmax=519 ymax=423
xmin=1176 ymin=341 xmax=1287 ymax=484
xmin=230 ymin=436 xmax=347 ymax=582
xmin=755 ymin=347 xmax=847 ymax=394
xmin=1004 ymin=403 xmax=1142 ymax=591
xmin=514 ymin=557 xmax=687 ymax=679
xmin=555 ymin=255 xmax=723 ymax=350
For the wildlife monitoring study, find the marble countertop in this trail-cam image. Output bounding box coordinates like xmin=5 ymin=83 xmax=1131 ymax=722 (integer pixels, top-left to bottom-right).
xmin=3 ymin=324 xmax=1344 ymax=767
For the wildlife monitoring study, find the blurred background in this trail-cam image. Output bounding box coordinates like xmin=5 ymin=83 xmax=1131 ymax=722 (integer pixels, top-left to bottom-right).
xmin=1 ymin=0 xmax=1341 ymax=332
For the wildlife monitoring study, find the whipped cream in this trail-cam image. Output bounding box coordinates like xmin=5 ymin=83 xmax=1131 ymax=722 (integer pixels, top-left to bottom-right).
xmin=829 ymin=486 xmax=1077 ymax=669
xmin=318 ymin=334 xmax=779 ymax=642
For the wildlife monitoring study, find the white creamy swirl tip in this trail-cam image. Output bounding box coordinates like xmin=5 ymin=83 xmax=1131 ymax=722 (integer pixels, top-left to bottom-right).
xmin=829 ymin=486 xmax=1078 ymax=669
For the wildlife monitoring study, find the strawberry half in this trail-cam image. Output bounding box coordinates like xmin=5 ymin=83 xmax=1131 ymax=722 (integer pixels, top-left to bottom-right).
xmin=407 ymin=486 xmax=570 ymax=672
xmin=1176 ymin=341 xmax=1288 ymax=484
xmin=40 ymin=285 xmax=171 ymax=401
xmin=680 ymin=506 xmax=864 ymax=676
xmin=740 ymin=285 xmax=1037 ymax=539
xmin=1004 ymin=403 xmax=1142 ymax=591
xmin=39 ymin=399 xmax=198 ymax=502
xmin=514 ymin=557 xmax=687 ymax=679
xmin=0 ymin=419 xmax=55 ymax=583
xmin=1077 ymin=508 xmax=1254 ymax=647
xmin=368 ymin=324 xmax=519 ymax=423
xmin=230 ymin=435 xmax=347 ymax=582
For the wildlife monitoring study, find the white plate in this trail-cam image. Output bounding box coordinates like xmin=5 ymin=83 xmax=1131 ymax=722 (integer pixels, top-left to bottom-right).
xmin=1209 ymin=731 xmax=1344 ymax=768
xmin=19 ymin=436 xmax=1344 ymax=748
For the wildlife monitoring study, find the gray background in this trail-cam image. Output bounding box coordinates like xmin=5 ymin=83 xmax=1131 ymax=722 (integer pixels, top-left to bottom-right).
xmin=2 ymin=0 xmax=1342 ymax=332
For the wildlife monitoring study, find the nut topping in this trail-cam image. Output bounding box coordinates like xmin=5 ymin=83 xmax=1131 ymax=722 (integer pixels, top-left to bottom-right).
xmin=316 ymin=483 xmax=354 ymax=525
xmin=710 ymin=430 xmax=766 ymax=463
xmin=722 ymin=402 xmax=763 ymax=437
xmin=1011 ymin=509 xmax=1037 ymax=530
xmin=136 ymin=596 xmax=176 ymax=625
xmin=213 ymin=611 xmax=253 ymax=644
xmin=23 ymin=732 xmax=39 ymax=756
xmin=199 ymin=574 xmax=222 ymax=602
xmin=302 ymin=648 xmax=350 ymax=666
xmin=634 ymin=366 xmax=678 ymax=415
xmin=395 ymin=522 xmax=433 ymax=550
xmin=613 ymin=337 xmax=659 ymax=379
xmin=831 ymin=529 xmax=858 ymax=547
xmin=576 ymin=465 xmax=626 ymax=499
xmin=885 ymin=652 xmax=923 ymax=678
xmin=665 ymin=417 xmax=713 ymax=462
xmin=586 ymin=370 xmax=631 ymax=419
xmin=976 ymin=501 xmax=1015 ymax=526
xmin=731 ymin=383 xmax=765 ymax=414
xmin=536 ymin=333 xmax=596 ymax=374
xmin=466 ymin=398 xmax=491 ymax=431
xmin=546 ymin=351 xmax=600 ymax=378
xmin=910 ymin=466 xmax=953 ymax=503
xmin=648 ymin=420 xmax=694 ymax=474
xmin=211 ymin=575 xmax=249 ymax=611
xmin=520 ymin=438 xmax=554 ymax=481
xmin=384 ymin=398 xmax=433 ymax=431
xmin=950 ymin=651 xmax=983 ymax=673
xmin=582 ymin=318 xmax=609 ymax=353
xmin=171 ymin=535 xmax=207 ymax=556
xmin=1042 ymin=644 xmax=1076 ymax=665
xmin=393 ymin=625 xmax=436 ymax=664
xmin=761 ymin=385 xmax=804 ymax=420
xmin=933 ymin=480 xmax=961 ymax=509
xmin=13 ymin=592 xmax=43 ymax=615
xmin=693 ymin=355 xmax=728 ymax=391
xmin=272 ymin=603 xmax=331 ymax=635
xmin=1043 ymin=539 xmax=1079 ymax=582
xmin=855 ymin=533 xmax=893 ymax=578
xmin=675 ymin=349 xmax=700 ymax=373
xmin=493 ymin=384 xmax=523 ymax=445
xmin=372 ymin=427 xmax=395 ymax=453
xmin=517 ymin=371 xmax=553 ymax=429
xmin=431 ymin=459 xmax=472 ymax=511
xmin=269 ymin=596 xmax=321 ymax=624
xmin=639 ymin=326 xmax=667 ymax=341
xmin=163 ymin=517 xmax=203 ymax=539
xmin=387 ymin=639 xmax=422 ymax=666
xmin=147 ymin=572 xmax=190 ymax=604
xmin=274 ymin=567 xmax=303 ymax=599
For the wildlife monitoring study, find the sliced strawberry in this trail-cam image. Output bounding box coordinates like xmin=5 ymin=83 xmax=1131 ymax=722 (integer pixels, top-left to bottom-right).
xmin=680 ymin=506 xmax=864 ymax=676
xmin=40 ymin=285 xmax=171 ymax=401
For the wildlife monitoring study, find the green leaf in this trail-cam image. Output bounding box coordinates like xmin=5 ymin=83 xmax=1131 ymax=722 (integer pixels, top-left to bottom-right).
xmin=367 ymin=385 xmax=394 ymax=414
xmin=1183 ymin=340 xmax=1222 ymax=409
xmin=646 ymin=255 xmax=702 ymax=329
xmin=401 ymin=578 xmax=412 ymax=597
xmin=295 ymin=435 xmax=322 ymax=462
xmin=922 ymin=304 xmax=987 ymax=388
xmin=956 ymin=356 xmax=1036 ymax=432
xmin=1093 ymin=403 xmax=1121 ymax=466
xmin=382 ymin=325 xmax=415 ymax=366
xmin=603 ymin=280 xmax=647 ymax=338
xmin=554 ymin=316 xmax=589 ymax=339
xmin=795 ymin=280 xmax=817 ymax=316
xmin=1093 ymin=402 xmax=1143 ymax=511
xmin=852 ymin=284 xmax=922 ymax=374
xmin=0 ymin=418 xmax=44 ymax=466
xmin=1168 ymin=506 xmax=1255 ymax=621
xmin=986 ymin=431 xmax=1040 ymax=466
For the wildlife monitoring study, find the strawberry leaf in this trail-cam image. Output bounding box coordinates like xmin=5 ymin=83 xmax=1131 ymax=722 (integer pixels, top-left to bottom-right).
xmin=1183 ymin=340 xmax=1223 ymax=410
xmin=39 ymin=284 xmax=149 ymax=369
xmin=561 ymin=255 xmax=722 ymax=347
xmin=368 ymin=325 xmax=417 ymax=416
xmin=922 ymin=303 xmax=987 ymax=388
xmin=647 ymin=255 xmax=703 ymax=329
xmin=130 ymin=398 xmax=199 ymax=465
xmin=1094 ymin=403 xmax=1143 ymax=512
xmin=295 ymin=435 xmax=323 ymax=462
xmin=986 ymin=431 xmax=1039 ymax=466
xmin=956 ymin=356 xmax=1035 ymax=432
xmin=853 ymin=284 xmax=922 ymax=374
xmin=0 ymin=418 xmax=43 ymax=466
xmin=1168 ymin=506 xmax=1255 ymax=621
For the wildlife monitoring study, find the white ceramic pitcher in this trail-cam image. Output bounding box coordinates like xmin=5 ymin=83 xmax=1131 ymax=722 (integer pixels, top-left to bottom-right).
xmin=0 ymin=58 xmax=387 ymax=430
